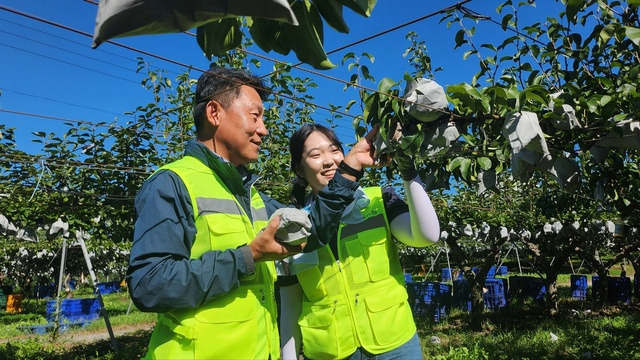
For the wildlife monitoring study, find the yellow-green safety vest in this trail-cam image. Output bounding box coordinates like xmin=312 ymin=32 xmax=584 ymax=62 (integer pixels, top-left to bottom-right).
xmin=144 ymin=156 xmax=280 ymax=360
xmin=296 ymin=187 xmax=416 ymax=360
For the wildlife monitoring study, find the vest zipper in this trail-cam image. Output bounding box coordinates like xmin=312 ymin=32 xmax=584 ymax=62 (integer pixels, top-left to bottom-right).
xmin=355 ymin=293 xmax=359 ymax=307
xmin=336 ymin=259 xmax=342 ymax=272
xmin=260 ymin=288 xmax=265 ymax=303
xmin=332 ymin=300 xmax=338 ymax=314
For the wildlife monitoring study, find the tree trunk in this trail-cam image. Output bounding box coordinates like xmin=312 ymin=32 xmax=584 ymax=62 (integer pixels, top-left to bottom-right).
xmin=594 ymin=268 xmax=609 ymax=304
xmin=470 ymin=278 xmax=484 ymax=331
xmin=546 ymin=272 xmax=559 ymax=315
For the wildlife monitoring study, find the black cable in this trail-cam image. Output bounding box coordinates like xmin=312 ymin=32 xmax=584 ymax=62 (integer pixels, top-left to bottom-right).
xmin=0 ymin=41 xmax=139 ymax=85
xmin=0 ymin=88 xmax=122 ymax=116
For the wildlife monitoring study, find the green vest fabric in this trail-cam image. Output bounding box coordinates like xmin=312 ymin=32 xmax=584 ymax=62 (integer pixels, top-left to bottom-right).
xmin=144 ymin=156 xmax=280 ymax=360
xmin=296 ymin=187 xmax=416 ymax=360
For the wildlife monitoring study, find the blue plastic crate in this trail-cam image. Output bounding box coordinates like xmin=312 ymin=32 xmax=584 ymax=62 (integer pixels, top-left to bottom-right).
xmin=483 ymin=294 xmax=507 ymax=311
xmin=46 ymin=298 xmax=100 ymax=323
xmin=95 ymin=281 xmax=121 ymax=295
xmin=592 ymin=275 xmax=630 ymax=304
xmin=406 ymin=282 xmax=451 ymax=322
xmin=452 ymin=279 xmax=472 ymax=312
xmin=33 ymin=283 xmax=56 ymax=299
xmin=441 ymin=268 xmax=463 ymax=282
xmin=495 ymin=266 xmax=508 ymax=276
xmin=404 ymin=273 xmax=413 ymax=284
xmin=470 ymin=266 xmax=506 ymax=279
xmin=570 ymin=275 xmax=588 ymax=300
xmin=483 ymin=278 xmax=507 ymax=311
xmin=509 ymin=276 xmax=546 ymax=303
xmin=610 ymin=276 xmax=632 ymax=304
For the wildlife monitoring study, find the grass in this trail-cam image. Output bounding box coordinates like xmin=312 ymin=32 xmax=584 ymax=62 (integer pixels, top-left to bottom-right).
xmin=1 ymin=280 xmax=639 ymax=359
xmin=426 ymin=304 xmax=640 ymax=359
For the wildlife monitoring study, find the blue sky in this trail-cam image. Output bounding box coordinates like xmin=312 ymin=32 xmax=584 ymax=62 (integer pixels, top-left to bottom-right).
xmin=0 ymin=0 xmax=564 ymax=155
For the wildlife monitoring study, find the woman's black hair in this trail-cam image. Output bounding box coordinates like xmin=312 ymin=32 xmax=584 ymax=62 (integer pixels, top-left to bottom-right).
xmin=289 ymin=124 xmax=344 ymax=208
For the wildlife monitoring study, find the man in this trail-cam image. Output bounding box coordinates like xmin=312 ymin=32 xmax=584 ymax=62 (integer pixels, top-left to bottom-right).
xmin=127 ymin=66 xmax=378 ymax=359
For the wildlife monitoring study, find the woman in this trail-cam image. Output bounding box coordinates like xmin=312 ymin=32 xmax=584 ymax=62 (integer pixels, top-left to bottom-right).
xmin=279 ymin=124 xmax=440 ymax=360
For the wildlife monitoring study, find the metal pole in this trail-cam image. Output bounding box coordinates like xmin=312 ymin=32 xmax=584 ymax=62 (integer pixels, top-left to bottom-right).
xmin=78 ymin=235 xmax=118 ymax=353
xmin=126 ymin=300 xmax=134 ymax=316
xmin=54 ymin=238 xmax=68 ymax=332
xmin=515 ymin=245 xmax=523 ymax=275
xmin=569 ymin=256 xmax=575 ymax=275
xmin=444 ymin=242 xmax=453 ymax=283
xmin=497 ymin=245 xmax=513 ymax=268
xmin=426 ymin=248 xmax=443 ymax=280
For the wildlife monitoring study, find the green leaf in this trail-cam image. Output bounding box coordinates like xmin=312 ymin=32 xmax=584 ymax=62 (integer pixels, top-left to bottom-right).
xmin=378 ymin=77 xmax=396 ymax=94
xmin=345 ymin=99 xmax=357 ymax=112
xmin=600 ymin=95 xmax=613 ymax=107
xmin=342 ymin=52 xmax=356 ymax=65
xmin=362 ymin=52 xmax=375 ymax=63
xmin=455 ymin=29 xmax=467 ymax=49
xmin=335 ymin=0 xmax=376 ymax=17
xmin=248 ymin=17 xmax=291 ymax=55
xmin=481 ymin=43 xmax=497 ymax=52
xmin=501 ymin=13 xmax=513 ymax=30
xmin=196 ymin=18 xmax=242 ymax=59
xmin=565 ymin=0 xmax=586 ymax=24
xmin=448 ymin=156 xmax=466 ymax=172
xmin=477 ymin=157 xmax=492 ymax=170
xmin=287 ymin=0 xmax=336 ymax=70
xmin=312 ymin=0 xmax=350 ymax=33
xmin=363 ymin=92 xmax=379 ymax=123
xmin=460 ymin=158 xmax=472 ymax=182
xmin=399 ymin=131 xmax=424 ymax=153
xmin=599 ymin=24 xmax=615 ymax=44
xmin=625 ymin=26 xmax=640 ymax=46
xmin=463 ymin=50 xmax=477 ymax=60
xmin=520 ymin=86 xmax=548 ymax=106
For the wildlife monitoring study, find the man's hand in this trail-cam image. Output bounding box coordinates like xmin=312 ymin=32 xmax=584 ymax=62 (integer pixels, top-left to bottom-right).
xmin=249 ymin=216 xmax=305 ymax=262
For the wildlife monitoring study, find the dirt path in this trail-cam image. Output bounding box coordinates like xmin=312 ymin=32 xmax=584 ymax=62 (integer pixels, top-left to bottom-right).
xmin=59 ymin=322 xmax=155 ymax=345
xmin=1 ymin=321 xmax=155 ymax=345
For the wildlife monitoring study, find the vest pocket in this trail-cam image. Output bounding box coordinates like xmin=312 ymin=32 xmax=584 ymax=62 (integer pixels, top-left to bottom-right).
xmin=363 ymin=285 xmax=413 ymax=346
xmin=204 ymin=214 xmax=252 ymax=248
xmin=297 ymin=266 xmax=328 ymax=301
xmin=298 ymin=303 xmax=340 ymax=359
xmin=193 ymin=293 xmax=259 ymax=359
xmin=344 ymin=227 xmax=390 ymax=283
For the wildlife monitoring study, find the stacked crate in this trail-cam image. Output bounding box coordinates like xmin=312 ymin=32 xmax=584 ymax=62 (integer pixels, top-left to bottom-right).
xmin=46 ymin=297 xmax=101 ymax=324
xmin=570 ymin=274 xmax=588 ymax=300
xmin=483 ymin=278 xmax=508 ymax=311
xmin=406 ymin=281 xmax=451 ymax=322
xmin=95 ymin=281 xmax=121 ymax=295
xmin=592 ymin=275 xmax=632 ymax=304
xmin=452 ymin=279 xmax=472 ymax=312
xmin=509 ymin=276 xmax=546 ymax=304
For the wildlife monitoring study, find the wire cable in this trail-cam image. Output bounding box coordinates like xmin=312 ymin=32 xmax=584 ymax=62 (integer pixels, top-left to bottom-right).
xmin=0 ymin=28 xmax=138 ymax=74
xmin=0 ymin=87 xmax=122 ymax=116
xmin=82 ymin=1 xmax=467 ymax=117
xmin=0 ymin=41 xmax=139 ymax=85
xmin=0 ymin=108 xmax=192 ymax=139
xmin=1 ymin=152 xmax=153 ymax=174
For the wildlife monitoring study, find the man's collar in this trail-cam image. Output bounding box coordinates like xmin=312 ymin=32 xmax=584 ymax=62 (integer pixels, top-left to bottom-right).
xmin=185 ymin=140 xmax=258 ymax=186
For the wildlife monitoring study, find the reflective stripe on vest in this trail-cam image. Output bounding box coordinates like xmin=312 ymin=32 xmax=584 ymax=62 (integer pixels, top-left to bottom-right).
xmin=144 ymin=156 xmax=279 ymax=360
xmin=296 ymin=187 xmax=416 ymax=359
